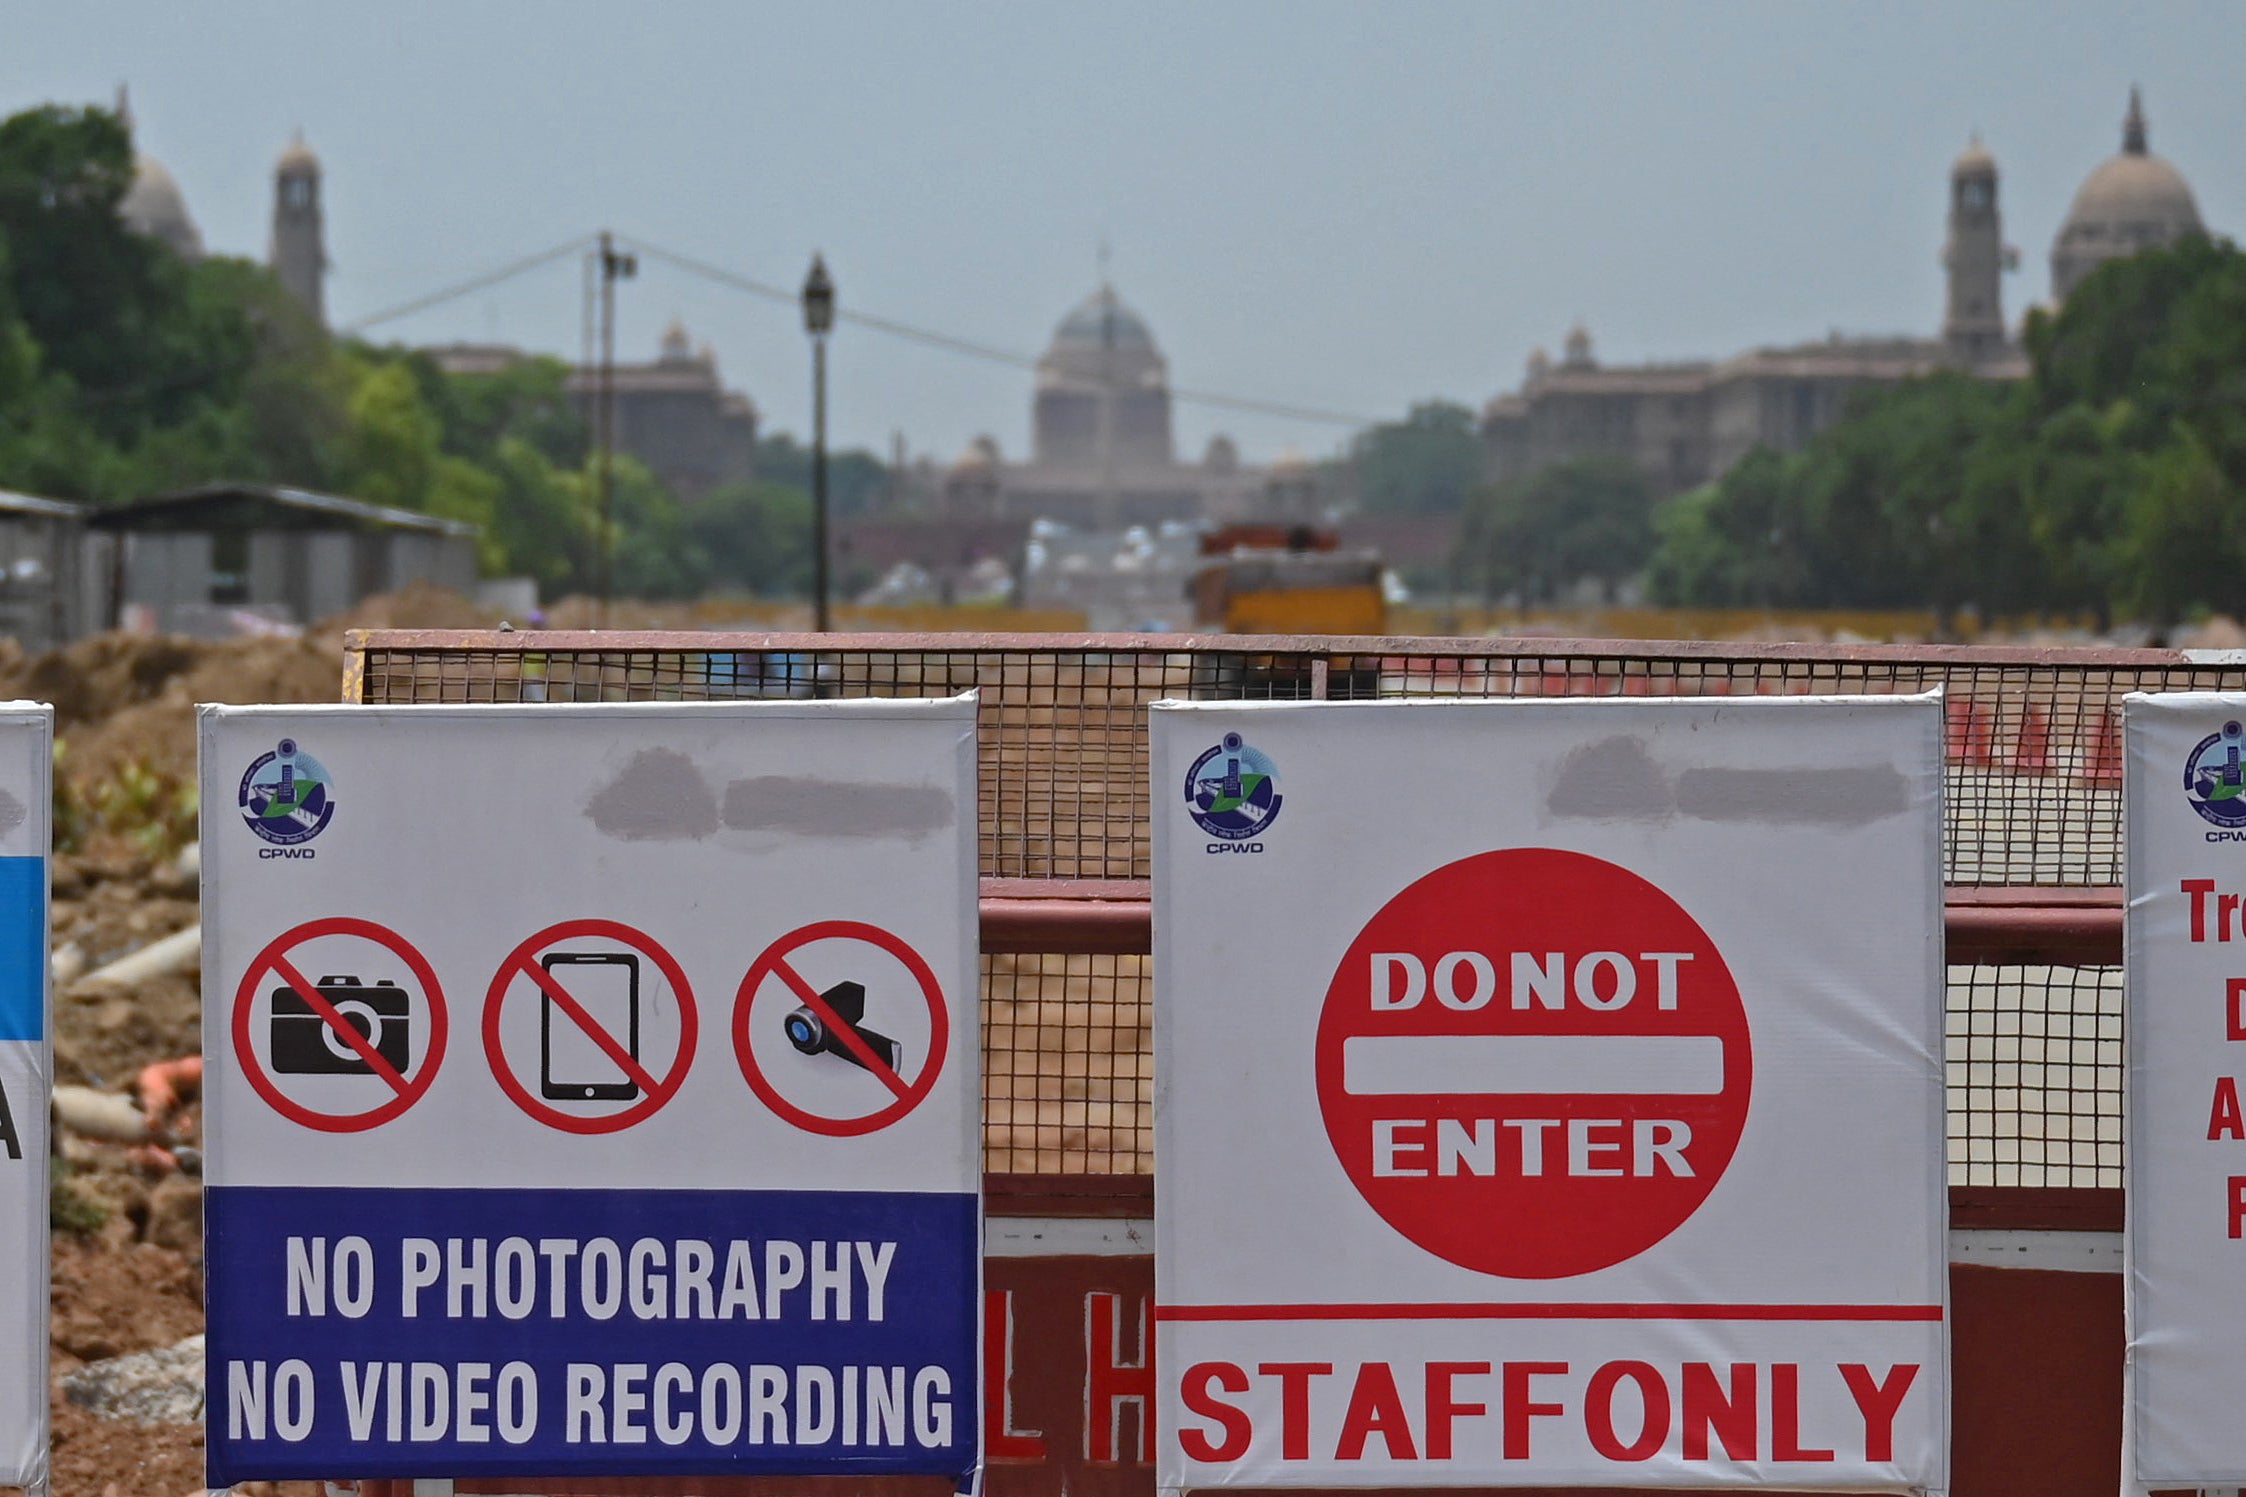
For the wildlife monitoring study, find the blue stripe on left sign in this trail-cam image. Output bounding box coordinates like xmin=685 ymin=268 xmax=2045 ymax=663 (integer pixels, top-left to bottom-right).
xmin=0 ymin=857 xmax=42 ymax=1042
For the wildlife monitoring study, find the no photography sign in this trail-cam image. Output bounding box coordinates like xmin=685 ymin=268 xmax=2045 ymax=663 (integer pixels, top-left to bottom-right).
xmin=1153 ymin=695 xmax=1948 ymax=1493
xmin=201 ymin=699 xmax=982 ymax=1488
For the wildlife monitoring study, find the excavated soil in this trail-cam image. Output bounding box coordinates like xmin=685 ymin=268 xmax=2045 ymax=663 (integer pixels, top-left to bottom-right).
xmin=0 ymin=590 xmax=483 ymax=1497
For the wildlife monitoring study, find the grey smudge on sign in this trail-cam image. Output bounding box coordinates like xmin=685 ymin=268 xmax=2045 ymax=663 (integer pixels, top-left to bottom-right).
xmin=1675 ymin=765 xmax=1910 ymax=826
xmin=1544 ymin=735 xmax=1674 ymax=822
xmin=722 ymin=776 xmax=954 ymax=840
xmin=0 ymin=789 xmax=24 ymax=839
xmin=585 ymin=748 xmax=718 ymax=841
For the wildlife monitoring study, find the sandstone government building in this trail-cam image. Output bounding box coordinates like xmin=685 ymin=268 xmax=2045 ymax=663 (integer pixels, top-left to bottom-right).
xmin=114 ymin=87 xmax=2218 ymax=543
xmin=1476 ymin=89 xmax=2215 ymax=499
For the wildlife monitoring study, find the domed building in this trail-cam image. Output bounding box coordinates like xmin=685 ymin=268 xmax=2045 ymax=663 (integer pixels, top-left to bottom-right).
xmin=929 ymin=283 xmax=1277 ymax=529
xmin=113 ymin=89 xmax=203 ymax=262
xmin=119 ymin=155 xmax=203 ymax=261
xmin=2050 ymin=88 xmax=2205 ymax=302
xmin=1032 ymin=285 xmax=1176 ymax=469
xmin=1482 ymin=90 xmax=2223 ymax=501
xmin=110 ymin=90 xmax=330 ymax=326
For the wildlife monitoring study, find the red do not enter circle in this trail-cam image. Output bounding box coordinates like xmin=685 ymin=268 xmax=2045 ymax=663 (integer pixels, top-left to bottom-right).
xmin=1315 ymin=848 xmax=1751 ymax=1280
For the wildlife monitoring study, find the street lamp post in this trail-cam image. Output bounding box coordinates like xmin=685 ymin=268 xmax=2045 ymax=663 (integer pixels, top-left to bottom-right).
xmin=594 ymin=230 xmax=636 ymax=627
xmin=802 ymin=254 xmax=835 ymax=633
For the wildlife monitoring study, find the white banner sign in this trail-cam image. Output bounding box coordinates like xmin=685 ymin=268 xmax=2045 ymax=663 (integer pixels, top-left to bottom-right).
xmin=2124 ymin=691 xmax=2246 ymax=1484
xmin=1153 ymin=695 xmax=1948 ymax=1493
xmin=201 ymin=699 xmax=981 ymax=1487
xmin=0 ymin=705 xmax=51 ymax=1490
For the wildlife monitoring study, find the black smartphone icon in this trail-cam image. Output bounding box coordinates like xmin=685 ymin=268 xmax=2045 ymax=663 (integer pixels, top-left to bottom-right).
xmin=540 ymin=952 xmax=641 ymax=1102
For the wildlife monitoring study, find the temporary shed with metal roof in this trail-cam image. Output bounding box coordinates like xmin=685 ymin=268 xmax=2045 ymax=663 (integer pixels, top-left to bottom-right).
xmin=0 ymin=489 xmax=96 ymax=649
xmin=85 ymin=483 xmax=480 ymax=636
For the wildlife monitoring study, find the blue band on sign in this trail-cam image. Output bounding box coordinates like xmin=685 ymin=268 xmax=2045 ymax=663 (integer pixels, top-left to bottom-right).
xmin=0 ymin=857 xmax=42 ymax=1042
xmin=204 ymin=1184 xmax=981 ymax=1486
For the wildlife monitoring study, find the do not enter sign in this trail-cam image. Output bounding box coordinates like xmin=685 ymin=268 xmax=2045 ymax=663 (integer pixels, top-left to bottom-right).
xmin=1315 ymin=848 xmax=1751 ymax=1279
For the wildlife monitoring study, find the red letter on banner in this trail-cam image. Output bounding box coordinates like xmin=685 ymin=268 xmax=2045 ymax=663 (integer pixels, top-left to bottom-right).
xmin=1336 ymin=1363 xmax=1418 ymax=1461
xmin=2211 ymin=1078 xmax=2245 ymax=1140
xmin=2187 ymin=880 xmax=2217 ymax=941
xmin=1586 ymin=1361 xmax=1670 ymax=1462
xmin=1771 ymin=1365 xmax=1835 ymax=1461
xmin=1839 ymin=1364 xmax=1918 ymax=1463
xmin=1087 ymin=1291 xmax=1153 ymax=1462
xmin=1425 ymin=1362 xmax=1490 ymax=1460
xmin=1503 ymin=1363 xmax=1568 ymax=1460
xmin=1682 ymin=1362 xmax=1757 ymax=1460
xmin=1178 ymin=1363 xmax=1251 ymax=1463
xmin=1256 ymin=1363 xmax=1332 ymax=1461
xmin=983 ymin=1291 xmax=1048 ymax=1461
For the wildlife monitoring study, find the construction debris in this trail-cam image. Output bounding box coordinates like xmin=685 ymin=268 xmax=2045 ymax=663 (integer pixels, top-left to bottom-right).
xmin=60 ymin=1333 xmax=206 ymax=1426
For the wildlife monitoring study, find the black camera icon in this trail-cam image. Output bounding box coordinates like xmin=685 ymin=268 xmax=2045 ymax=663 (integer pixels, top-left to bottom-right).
xmin=784 ymin=980 xmax=901 ymax=1073
xmin=271 ymin=975 xmax=412 ymax=1075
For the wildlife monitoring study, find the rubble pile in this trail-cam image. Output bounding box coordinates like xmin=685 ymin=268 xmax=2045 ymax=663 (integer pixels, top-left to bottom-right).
xmin=12 ymin=586 xmax=491 ymax=1494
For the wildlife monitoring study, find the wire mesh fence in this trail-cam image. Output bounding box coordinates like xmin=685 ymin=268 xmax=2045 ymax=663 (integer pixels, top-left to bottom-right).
xmin=349 ymin=630 xmax=2218 ymax=1187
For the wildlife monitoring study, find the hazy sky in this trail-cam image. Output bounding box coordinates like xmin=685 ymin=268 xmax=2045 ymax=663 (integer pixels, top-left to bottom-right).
xmin=6 ymin=2 xmax=2242 ymax=465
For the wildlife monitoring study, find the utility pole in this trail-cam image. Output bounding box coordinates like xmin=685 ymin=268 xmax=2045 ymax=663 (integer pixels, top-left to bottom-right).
xmin=801 ymin=254 xmax=835 ymax=633
xmin=1095 ymin=243 xmax=1117 ymax=532
xmin=594 ymin=230 xmax=636 ymax=627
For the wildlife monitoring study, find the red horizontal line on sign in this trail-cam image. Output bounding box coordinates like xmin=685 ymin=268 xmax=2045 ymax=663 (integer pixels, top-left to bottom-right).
xmin=1155 ymin=1303 xmax=1945 ymax=1323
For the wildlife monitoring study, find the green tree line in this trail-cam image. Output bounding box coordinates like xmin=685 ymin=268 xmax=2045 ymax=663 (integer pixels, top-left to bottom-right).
xmin=0 ymin=102 xmax=870 ymax=603
xmin=1643 ymin=236 xmax=2246 ymax=630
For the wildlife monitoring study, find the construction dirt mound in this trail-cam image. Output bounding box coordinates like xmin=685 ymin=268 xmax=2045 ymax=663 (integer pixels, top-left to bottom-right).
xmin=14 ymin=634 xmax=342 ymax=795
xmin=0 ymin=587 xmax=513 ymax=1496
xmin=0 ymin=579 xmax=507 ymax=798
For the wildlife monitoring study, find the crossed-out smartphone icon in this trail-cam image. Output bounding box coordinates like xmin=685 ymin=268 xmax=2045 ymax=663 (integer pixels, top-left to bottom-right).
xmin=540 ymin=951 xmax=640 ymax=1101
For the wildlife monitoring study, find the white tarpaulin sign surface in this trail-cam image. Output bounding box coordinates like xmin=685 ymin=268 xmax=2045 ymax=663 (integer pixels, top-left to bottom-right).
xmin=2124 ymin=691 xmax=2246 ymax=1484
xmin=201 ymin=700 xmax=981 ymax=1488
xmin=1152 ymin=695 xmax=1948 ymax=1493
xmin=0 ymin=705 xmax=50 ymax=1489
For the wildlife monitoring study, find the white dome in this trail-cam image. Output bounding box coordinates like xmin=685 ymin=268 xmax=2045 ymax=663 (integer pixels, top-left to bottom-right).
xmin=2062 ymin=154 xmax=2200 ymax=239
xmin=2052 ymin=90 xmax=2206 ymax=301
xmin=1050 ymin=285 xmax=1157 ymax=354
xmin=119 ymin=153 xmax=203 ymax=260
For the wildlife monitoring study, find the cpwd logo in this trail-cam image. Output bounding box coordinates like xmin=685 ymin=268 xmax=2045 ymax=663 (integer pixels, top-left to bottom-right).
xmin=239 ymin=738 xmax=336 ymax=855
xmin=1184 ymin=732 xmax=1281 ymax=853
xmin=2187 ymin=721 xmax=2246 ymax=835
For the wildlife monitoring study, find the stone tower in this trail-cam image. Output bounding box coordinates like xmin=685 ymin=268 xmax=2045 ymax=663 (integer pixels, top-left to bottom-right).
xmin=1942 ymin=137 xmax=2006 ymax=364
xmin=270 ymin=132 xmax=326 ymax=327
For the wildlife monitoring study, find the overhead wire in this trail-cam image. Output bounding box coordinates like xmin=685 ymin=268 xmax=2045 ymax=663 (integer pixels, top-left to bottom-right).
xmin=327 ymin=229 xmax=1385 ymax=430
xmin=624 ymin=235 xmax=1380 ymax=428
xmin=340 ymin=233 xmax=599 ymax=336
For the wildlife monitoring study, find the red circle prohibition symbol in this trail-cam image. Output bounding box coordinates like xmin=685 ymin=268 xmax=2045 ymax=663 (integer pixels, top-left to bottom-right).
xmin=483 ymin=918 xmax=699 ymax=1135
xmin=1314 ymin=848 xmax=1752 ymax=1280
xmin=232 ymin=916 xmax=449 ymax=1133
xmin=733 ymin=920 xmax=951 ymax=1138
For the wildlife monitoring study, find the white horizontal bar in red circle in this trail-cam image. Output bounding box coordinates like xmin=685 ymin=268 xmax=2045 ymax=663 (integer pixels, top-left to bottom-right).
xmin=1341 ymin=1034 xmax=1726 ymax=1096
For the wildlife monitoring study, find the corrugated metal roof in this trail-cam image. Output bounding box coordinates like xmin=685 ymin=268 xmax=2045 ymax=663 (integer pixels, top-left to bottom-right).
xmin=0 ymin=489 xmax=87 ymax=521
xmin=83 ymin=482 xmax=477 ymax=538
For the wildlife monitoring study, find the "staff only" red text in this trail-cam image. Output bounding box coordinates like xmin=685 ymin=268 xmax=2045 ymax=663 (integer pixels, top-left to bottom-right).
xmin=1175 ymin=1357 xmax=1918 ymax=1466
